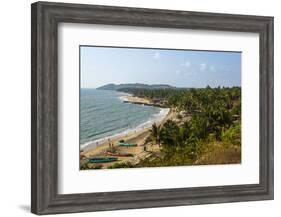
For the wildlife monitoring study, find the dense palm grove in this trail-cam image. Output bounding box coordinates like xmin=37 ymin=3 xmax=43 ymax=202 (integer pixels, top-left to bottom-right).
xmin=119 ymin=86 xmax=241 ymax=167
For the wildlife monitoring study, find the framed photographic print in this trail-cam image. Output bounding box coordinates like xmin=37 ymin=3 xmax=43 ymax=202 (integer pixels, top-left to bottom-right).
xmin=31 ymin=1 xmax=274 ymax=215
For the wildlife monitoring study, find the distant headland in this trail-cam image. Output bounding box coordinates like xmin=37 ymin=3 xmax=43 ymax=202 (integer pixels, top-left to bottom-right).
xmin=96 ymin=83 xmax=176 ymax=91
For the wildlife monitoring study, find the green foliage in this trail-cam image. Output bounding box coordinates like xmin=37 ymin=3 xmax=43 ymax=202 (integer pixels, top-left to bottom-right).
xmin=107 ymin=162 xmax=134 ymax=169
xmin=160 ymin=120 xmax=179 ymax=151
xmin=81 ymin=163 xmax=103 ymax=170
xmin=149 ymin=123 xmax=161 ymax=146
xmin=221 ymin=123 xmax=241 ymax=147
xmin=120 ymin=86 xmax=241 ymax=114
xmin=80 ymin=162 xmax=90 ymax=170
xmin=120 ymin=86 xmax=241 ymax=166
xmin=93 ymin=164 xmax=102 ymax=169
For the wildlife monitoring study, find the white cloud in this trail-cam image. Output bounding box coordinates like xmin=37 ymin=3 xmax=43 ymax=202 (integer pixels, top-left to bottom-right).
xmin=153 ymin=51 xmax=160 ymax=60
xmin=200 ymin=63 xmax=207 ymax=71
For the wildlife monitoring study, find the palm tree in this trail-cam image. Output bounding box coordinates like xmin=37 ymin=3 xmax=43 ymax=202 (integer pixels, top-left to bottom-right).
xmin=149 ymin=123 xmax=161 ymax=147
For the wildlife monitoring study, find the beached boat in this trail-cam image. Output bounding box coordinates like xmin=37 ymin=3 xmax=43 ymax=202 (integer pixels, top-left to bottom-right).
xmin=88 ymin=157 xmax=118 ymax=163
xmin=118 ymin=142 xmax=137 ymax=147
xmin=106 ymin=151 xmax=134 ymax=157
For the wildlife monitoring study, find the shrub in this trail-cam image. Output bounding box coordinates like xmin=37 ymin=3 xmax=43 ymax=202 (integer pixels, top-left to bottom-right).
xmin=107 ymin=162 xmax=134 ymax=169
xmin=221 ymin=123 xmax=241 ymax=146
xmin=93 ymin=164 xmax=102 ymax=169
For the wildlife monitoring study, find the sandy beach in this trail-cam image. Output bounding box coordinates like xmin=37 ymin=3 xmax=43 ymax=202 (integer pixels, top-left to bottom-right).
xmin=80 ymin=96 xmax=177 ymax=169
xmin=122 ymin=95 xmax=151 ymax=104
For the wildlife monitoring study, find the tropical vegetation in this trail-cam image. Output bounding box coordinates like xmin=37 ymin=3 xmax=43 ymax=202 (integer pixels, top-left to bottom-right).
xmin=119 ymin=86 xmax=241 ymax=167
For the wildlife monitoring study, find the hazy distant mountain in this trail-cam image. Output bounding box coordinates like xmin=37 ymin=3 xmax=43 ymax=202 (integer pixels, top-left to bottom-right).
xmin=97 ymin=83 xmax=175 ymax=90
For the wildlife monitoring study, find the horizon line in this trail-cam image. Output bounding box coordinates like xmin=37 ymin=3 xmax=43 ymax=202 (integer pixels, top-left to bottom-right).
xmin=81 ymin=84 xmax=241 ymax=89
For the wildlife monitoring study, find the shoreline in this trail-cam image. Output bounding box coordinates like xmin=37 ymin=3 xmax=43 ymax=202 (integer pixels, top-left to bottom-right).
xmin=121 ymin=95 xmax=151 ymax=105
xmin=81 ymin=108 xmax=176 ymax=169
xmin=80 ymin=94 xmax=177 ymax=169
xmin=120 ymin=94 xmax=168 ymax=108
xmin=81 ymin=94 xmax=169 ymax=151
xmin=82 ymin=106 xmax=174 ymax=150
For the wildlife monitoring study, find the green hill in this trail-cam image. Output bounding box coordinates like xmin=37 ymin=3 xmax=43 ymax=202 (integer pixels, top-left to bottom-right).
xmin=97 ymin=83 xmax=175 ymax=90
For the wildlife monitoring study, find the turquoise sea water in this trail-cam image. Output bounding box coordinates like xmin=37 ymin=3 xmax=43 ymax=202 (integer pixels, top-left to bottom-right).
xmin=80 ymin=89 xmax=168 ymax=149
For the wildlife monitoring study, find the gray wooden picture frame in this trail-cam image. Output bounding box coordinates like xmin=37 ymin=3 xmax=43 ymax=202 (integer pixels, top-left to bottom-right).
xmin=31 ymin=1 xmax=274 ymax=215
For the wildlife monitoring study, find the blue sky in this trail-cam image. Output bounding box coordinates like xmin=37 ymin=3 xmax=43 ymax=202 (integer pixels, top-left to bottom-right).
xmin=80 ymin=46 xmax=241 ymax=88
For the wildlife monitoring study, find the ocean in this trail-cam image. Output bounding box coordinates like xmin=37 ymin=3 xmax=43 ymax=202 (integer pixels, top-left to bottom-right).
xmin=80 ymin=89 xmax=169 ymax=149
